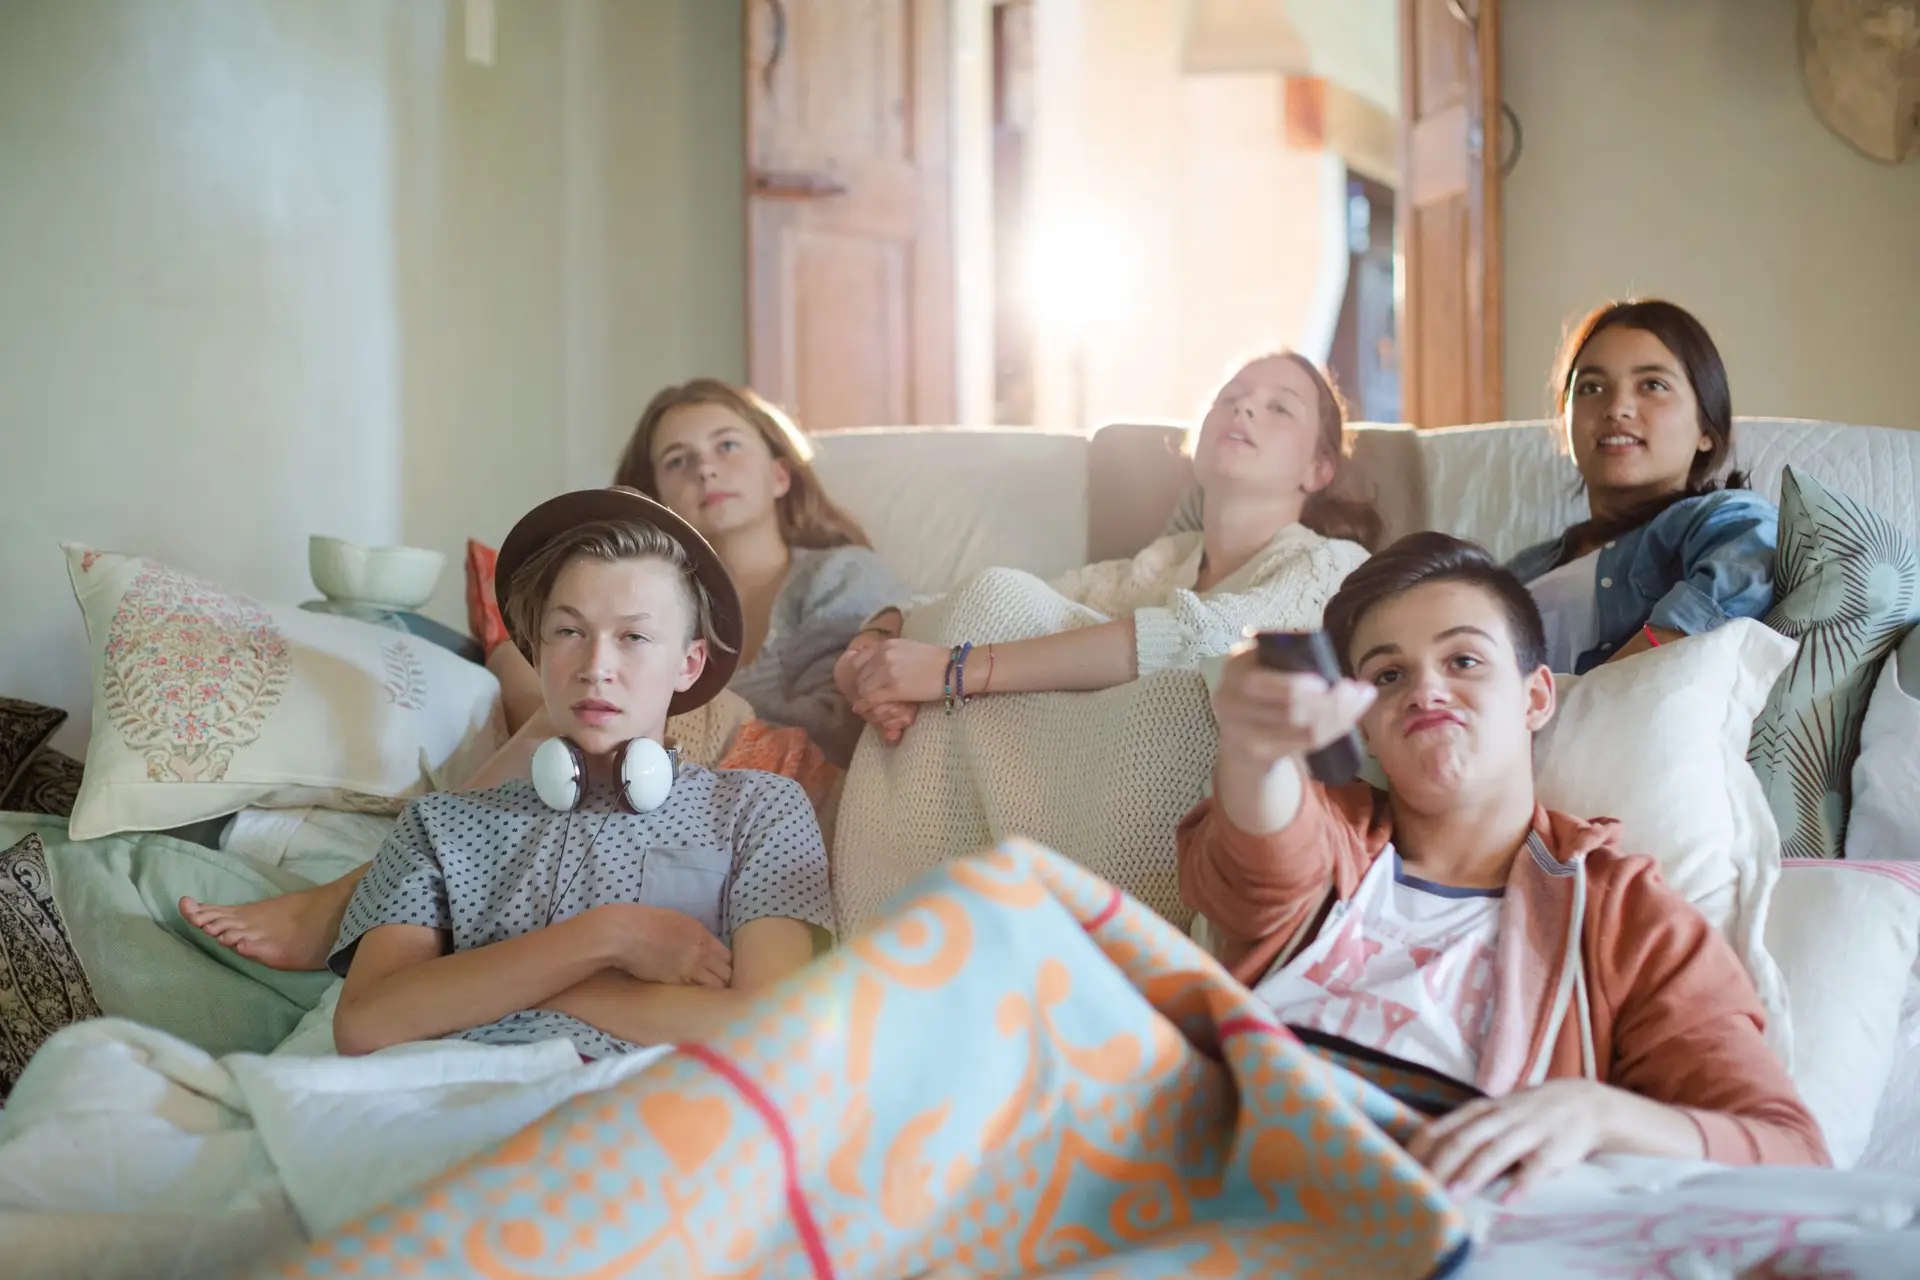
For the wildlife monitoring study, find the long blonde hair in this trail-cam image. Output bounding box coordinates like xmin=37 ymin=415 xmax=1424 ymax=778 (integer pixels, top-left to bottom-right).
xmin=615 ymin=379 xmax=872 ymax=550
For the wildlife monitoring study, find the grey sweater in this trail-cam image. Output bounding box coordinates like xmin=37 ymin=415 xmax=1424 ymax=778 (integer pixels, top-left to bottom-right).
xmin=727 ymin=545 xmax=906 ymax=768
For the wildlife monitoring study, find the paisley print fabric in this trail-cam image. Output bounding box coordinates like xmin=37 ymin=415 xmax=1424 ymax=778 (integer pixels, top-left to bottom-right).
xmin=0 ymin=832 xmax=103 ymax=1098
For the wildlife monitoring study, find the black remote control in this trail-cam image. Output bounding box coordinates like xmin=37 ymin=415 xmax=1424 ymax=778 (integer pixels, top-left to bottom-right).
xmin=1253 ymin=630 xmax=1366 ymax=786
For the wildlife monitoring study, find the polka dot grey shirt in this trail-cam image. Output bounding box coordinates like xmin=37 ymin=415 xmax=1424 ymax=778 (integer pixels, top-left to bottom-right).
xmin=329 ymin=766 xmax=834 ymax=1059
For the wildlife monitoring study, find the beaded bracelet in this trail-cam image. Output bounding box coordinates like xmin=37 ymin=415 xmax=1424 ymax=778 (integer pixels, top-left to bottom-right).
xmin=942 ymin=646 xmax=959 ymax=713
xmin=954 ymin=641 xmax=975 ymax=709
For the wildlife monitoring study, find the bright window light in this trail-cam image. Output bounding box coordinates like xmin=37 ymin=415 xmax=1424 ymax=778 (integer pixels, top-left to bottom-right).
xmin=1023 ymin=218 xmax=1135 ymax=345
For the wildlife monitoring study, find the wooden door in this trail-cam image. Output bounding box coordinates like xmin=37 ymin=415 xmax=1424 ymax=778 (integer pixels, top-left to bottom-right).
xmin=991 ymin=0 xmax=1035 ymax=426
xmin=1399 ymin=0 xmax=1502 ymax=427
xmin=745 ymin=0 xmax=956 ymax=430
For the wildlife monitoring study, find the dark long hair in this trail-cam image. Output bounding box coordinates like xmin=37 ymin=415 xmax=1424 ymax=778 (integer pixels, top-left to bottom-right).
xmin=1550 ymin=299 xmax=1748 ymax=553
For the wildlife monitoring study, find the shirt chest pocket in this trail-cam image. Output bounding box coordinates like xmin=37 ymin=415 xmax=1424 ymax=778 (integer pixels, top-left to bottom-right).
xmin=638 ymin=844 xmax=733 ymax=937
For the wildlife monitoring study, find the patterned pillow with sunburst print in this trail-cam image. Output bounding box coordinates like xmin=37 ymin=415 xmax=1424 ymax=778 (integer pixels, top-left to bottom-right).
xmin=1749 ymin=467 xmax=1920 ymax=860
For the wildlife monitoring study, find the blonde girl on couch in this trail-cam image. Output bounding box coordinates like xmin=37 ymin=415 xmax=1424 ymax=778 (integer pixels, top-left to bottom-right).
xmin=184 ymin=380 xmax=900 ymax=970
xmin=829 ymin=352 xmax=1380 ymax=933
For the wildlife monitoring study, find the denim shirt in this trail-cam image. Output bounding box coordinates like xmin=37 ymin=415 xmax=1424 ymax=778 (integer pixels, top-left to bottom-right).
xmin=1506 ymin=489 xmax=1779 ymax=674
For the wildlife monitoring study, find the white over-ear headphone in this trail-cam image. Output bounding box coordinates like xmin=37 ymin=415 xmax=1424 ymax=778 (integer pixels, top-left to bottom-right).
xmin=530 ymin=736 xmax=677 ymax=814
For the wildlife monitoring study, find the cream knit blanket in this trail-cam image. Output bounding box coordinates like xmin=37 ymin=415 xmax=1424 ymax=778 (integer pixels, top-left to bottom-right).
xmin=831 ymin=524 xmax=1367 ymax=933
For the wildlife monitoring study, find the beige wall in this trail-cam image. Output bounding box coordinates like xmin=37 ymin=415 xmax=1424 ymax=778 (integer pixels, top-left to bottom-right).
xmin=0 ymin=0 xmax=744 ymax=750
xmin=1503 ymin=0 xmax=1920 ymax=430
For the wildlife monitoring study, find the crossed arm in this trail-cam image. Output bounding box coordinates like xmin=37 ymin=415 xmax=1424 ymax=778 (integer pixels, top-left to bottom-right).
xmin=333 ymin=909 xmax=814 ymax=1056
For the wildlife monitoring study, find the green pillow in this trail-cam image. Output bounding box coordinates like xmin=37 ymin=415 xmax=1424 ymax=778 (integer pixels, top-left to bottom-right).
xmin=1748 ymin=467 xmax=1920 ymax=859
xmin=0 ymin=814 xmax=335 ymax=1058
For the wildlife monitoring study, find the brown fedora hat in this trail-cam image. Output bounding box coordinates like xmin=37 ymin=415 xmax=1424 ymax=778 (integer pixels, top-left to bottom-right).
xmin=494 ymin=486 xmax=743 ymax=716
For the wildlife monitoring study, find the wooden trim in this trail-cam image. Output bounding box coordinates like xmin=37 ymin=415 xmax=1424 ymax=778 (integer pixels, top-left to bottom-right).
xmin=1397 ymin=0 xmax=1420 ymax=429
xmin=1407 ymin=101 xmax=1468 ymax=204
xmin=1474 ymin=0 xmax=1504 ymax=423
xmin=910 ymin=0 xmax=958 ymax=422
xmin=1397 ymin=0 xmax=1503 ymax=428
xmin=743 ymin=0 xmax=767 ymax=397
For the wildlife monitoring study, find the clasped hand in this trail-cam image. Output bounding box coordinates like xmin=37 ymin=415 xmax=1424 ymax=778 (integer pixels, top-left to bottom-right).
xmin=588 ymin=903 xmax=731 ymax=988
xmin=834 ymin=630 xmax=950 ymax=744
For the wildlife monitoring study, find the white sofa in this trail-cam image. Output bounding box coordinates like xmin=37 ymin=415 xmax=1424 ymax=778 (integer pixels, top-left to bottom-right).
xmin=811 ymin=416 xmax=1920 ymax=591
xmin=812 ymin=413 xmax=1920 ymax=1180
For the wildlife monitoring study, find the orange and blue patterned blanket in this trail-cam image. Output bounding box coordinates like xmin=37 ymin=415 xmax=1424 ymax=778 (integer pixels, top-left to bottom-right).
xmin=251 ymin=841 xmax=1472 ymax=1279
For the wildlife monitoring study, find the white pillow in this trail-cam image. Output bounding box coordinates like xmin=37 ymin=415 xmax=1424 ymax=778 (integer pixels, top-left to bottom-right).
xmin=1857 ymin=967 xmax=1920 ymax=1176
xmin=1533 ymin=618 xmax=1798 ymax=1055
xmin=1765 ymin=860 xmax=1920 ymax=1168
xmin=1847 ymin=637 xmax=1920 ymax=861
xmin=63 ymin=544 xmax=505 ymax=840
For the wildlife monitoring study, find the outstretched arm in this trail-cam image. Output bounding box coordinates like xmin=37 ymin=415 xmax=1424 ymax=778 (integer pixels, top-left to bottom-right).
xmin=840 ymin=535 xmax=1369 ymax=715
xmin=1178 ymin=649 xmax=1376 ymax=972
xmin=841 ymin=621 xmax=1139 ymax=722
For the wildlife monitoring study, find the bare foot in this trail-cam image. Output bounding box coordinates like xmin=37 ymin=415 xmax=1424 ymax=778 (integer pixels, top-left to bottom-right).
xmin=180 ymin=877 xmax=357 ymax=972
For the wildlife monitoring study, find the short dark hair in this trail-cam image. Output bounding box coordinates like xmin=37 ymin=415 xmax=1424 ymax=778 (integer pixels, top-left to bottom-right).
xmin=1323 ymin=533 xmax=1548 ymax=676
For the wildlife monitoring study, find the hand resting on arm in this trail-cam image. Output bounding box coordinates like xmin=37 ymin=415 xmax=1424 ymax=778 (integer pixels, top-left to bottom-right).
xmin=333 ymin=903 xmax=732 ymax=1056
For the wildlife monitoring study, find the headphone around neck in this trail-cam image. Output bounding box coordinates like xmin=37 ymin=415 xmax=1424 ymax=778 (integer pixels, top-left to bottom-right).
xmin=530 ymin=736 xmax=678 ymax=814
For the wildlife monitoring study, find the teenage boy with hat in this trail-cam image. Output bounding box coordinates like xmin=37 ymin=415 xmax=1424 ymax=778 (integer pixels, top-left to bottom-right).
xmin=330 ymin=488 xmax=834 ymax=1058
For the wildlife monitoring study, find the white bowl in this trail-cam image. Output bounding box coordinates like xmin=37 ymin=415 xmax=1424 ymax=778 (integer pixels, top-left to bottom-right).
xmin=309 ymin=536 xmax=446 ymax=611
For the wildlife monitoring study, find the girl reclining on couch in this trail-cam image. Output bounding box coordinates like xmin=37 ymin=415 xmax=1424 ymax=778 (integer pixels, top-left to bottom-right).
xmin=1509 ymin=298 xmax=1778 ymax=673
xmin=184 ymin=379 xmax=899 ymax=970
xmin=829 ymin=352 xmax=1381 ymax=934
xmin=1180 ymin=531 xmax=1825 ymax=1197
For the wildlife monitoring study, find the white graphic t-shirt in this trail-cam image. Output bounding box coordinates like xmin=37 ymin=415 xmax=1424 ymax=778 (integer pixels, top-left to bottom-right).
xmin=1253 ymin=848 xmax=1503 ymax=1086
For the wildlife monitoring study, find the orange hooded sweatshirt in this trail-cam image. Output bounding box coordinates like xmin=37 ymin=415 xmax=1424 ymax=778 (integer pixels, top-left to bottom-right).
xmin=1177 ymin=779 xmax=1829 ymax=1168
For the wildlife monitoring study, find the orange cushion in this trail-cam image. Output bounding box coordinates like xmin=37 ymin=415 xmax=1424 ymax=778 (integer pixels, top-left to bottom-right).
xmin=465 ymin=539 xmax=509 ymax=657
xmin=716 ymin=720 xmax=842 ymax=820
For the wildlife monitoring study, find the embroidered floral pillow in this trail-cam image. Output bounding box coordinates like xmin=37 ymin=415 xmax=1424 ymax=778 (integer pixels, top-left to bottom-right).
xmin=62 ymin=545 xmax=507 ymax=840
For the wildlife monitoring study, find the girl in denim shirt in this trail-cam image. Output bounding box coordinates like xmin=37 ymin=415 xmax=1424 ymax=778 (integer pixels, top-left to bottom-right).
xmin=1508 ymin=300 xmax=1777 ymax=674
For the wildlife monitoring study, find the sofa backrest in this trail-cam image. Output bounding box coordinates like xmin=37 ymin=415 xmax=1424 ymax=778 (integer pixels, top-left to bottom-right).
xmin=1369 ymin=417 xmax=1920 ymax=560
xmin=814 ymin=417 xmax=1920 ymax=595
xmin=809 ymin=427 xmax=1091 ymax=593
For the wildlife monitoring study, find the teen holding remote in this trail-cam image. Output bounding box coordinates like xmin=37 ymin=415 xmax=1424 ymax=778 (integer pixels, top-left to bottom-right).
xmin=1182 ymin=532 xmax=1826 ymax=1200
